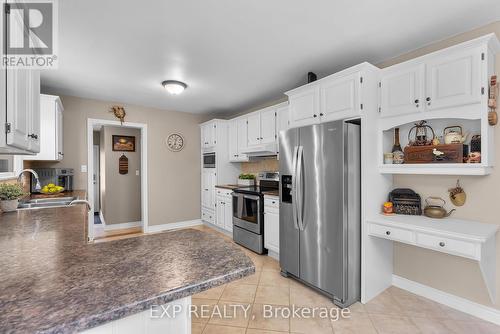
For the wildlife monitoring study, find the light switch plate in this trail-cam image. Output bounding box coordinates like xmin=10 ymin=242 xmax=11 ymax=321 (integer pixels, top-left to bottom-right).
xmin=81 ymin=165 xmax=87 ymax=173
xmin=136 ymin=170 xmax=140 ymax=176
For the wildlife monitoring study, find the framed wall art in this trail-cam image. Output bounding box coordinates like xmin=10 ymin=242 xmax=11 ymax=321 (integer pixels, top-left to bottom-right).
xmin=112 ymin=135 xmax=135 ymax=152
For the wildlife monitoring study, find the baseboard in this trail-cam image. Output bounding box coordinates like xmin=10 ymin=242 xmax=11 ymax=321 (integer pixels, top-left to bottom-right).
xmin=104 ymin=221 xmax=142 ymax=231
xmin=392 ymin=275 xmax=500 ymax=325
xmin=202 ymin=221 xmax=233 ymax=237
xmin=267 ymin=250 xmax=279 ymax=261
xmin=147 ymin=219 xmax=203 ymax=233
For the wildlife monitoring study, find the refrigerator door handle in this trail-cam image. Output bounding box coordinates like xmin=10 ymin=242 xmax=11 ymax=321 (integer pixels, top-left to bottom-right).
xmin=296 ymin=145 xmax=305 ymax=231
xmin=291 ymin=146 xmax=300 ymax=230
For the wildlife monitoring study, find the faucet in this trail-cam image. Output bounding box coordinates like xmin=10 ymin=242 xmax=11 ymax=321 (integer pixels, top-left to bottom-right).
xmin=69 ymin=199 xmax=92 ymax=212
xmin=17 ymin=169 xmax=41 ymax=192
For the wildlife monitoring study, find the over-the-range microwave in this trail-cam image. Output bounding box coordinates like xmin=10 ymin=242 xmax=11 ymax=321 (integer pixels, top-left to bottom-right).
xmin=203 ymin=152 xmax=216 ymax=168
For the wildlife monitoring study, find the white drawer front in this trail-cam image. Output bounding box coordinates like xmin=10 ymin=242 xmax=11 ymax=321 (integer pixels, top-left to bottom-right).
xmin=264 ymin=196 xmax=279 ymax=208
xmin=368 ymin=223 xmax=415 ymax=244
xmin=216 ymin=188 xmax=233 ymax=197
xmin=201 ymin=209 xmax=215 ymax=224
xmin=416 ymin=232 xmax=479 ymax=260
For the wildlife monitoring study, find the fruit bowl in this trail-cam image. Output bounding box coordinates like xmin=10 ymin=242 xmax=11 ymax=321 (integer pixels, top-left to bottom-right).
xmin=40 ymin=184 xmax=65 ymax=194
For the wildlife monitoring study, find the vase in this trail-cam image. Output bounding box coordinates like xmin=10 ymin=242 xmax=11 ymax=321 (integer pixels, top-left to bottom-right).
xmin=0 ymin=199 xmax=19 ymax=213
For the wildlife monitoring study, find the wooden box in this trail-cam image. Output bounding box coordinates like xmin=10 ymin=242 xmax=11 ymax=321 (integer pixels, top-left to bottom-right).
xmin=404 ymin=144 xmax=463 ymax=164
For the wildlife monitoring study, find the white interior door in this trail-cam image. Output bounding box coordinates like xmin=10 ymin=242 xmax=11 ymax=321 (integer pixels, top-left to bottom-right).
xmin=93 ymin=145 xmax=100 ymax=213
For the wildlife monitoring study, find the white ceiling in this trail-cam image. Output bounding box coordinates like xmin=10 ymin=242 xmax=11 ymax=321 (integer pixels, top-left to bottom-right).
xmin=41 ymin=0 xmax=500 ymax=115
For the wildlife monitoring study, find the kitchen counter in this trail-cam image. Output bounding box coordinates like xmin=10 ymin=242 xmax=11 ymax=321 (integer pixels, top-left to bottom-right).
xmin=26 ymin=190 xmax=87 ymax=200
xmin=262 ymin=190 xmax=279 ymax=196
xmin=0 ymin=201 xmax=254 ymax=333
xmin=215 ymin=184 xmax=240 ymax=190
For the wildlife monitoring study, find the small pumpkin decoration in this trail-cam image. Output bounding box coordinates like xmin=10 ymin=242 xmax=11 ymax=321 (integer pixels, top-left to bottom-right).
xmin=110 ymin=106 xmax=126 ymax=125
xmin=448 ymin=179 xmax=466 ymax=207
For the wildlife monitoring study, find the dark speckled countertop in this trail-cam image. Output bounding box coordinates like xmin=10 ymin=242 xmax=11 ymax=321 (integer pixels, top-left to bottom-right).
xmin=0 ymin=198 xmax=254 ymax=333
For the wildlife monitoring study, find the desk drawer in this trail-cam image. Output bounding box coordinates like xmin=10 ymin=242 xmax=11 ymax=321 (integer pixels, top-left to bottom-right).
xmin=368 ymin=223 xmax=415 ymax=243
xmin=416 ymin=232 xmax=479 ymax=260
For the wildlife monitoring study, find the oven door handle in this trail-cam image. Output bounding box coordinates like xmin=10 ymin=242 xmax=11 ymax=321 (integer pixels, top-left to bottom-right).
xmin=291 ymin=146 xmax=300 ymax=230
xmin=241 ymin=194 xmax=260 ymax=201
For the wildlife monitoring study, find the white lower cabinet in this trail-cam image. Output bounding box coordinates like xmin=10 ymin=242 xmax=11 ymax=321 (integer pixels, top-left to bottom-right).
xmin=264 ymin=195 xmax=279 ymax=255
xmin=214 ymin=188 xmax=233 ymax=233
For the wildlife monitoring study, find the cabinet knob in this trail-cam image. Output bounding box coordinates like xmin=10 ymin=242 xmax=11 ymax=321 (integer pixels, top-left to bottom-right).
xmin=414 ymin=99 xmax=419 ymax=104
xmin=58 ymin=152 xmax=64 ymax=156
xmin=439 ymin=242 xmax=445 ymax=247
xmin=386 ymin=231 xmax=391 ymax=236
xmin=426 ymin=97 xmax=431 ymax=101
xmin=313 ymin=114 xmax=317 ymax=118
xmin=272 ymin=201 xmax=276 ymax=204
xmin=320 ymin=113 xmax=324 ymax=116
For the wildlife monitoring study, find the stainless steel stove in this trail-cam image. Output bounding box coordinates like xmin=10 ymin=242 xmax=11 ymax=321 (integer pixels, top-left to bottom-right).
xmin=232 ymin=172 xmax=279 ymax=254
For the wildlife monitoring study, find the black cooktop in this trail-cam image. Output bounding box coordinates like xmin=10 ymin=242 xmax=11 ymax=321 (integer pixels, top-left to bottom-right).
xmin=233 ymin=185 xmax=278 ymax=195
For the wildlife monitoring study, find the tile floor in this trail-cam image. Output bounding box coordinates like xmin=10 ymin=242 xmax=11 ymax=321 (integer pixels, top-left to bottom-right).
xmin=190 ymin=225 xmax=500 ymax=334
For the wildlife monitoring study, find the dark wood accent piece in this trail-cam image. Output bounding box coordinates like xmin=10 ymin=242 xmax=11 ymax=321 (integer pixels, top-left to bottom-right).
xmin=404 ymin=144 xmax=463 ymax=164
xmin=119 ymin=154 xmax=129 ymax=174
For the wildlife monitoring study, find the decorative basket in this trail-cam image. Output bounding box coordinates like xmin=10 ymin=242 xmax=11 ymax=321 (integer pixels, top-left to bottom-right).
xmin=237 ymin=179 xmax=255 ymax=186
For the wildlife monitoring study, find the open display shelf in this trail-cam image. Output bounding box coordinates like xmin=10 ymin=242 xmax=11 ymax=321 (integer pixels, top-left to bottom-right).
xmin=379 ymin=118 xmax=492 ymax=175
xmin=367 ymin=214 xmax=498 ymax=302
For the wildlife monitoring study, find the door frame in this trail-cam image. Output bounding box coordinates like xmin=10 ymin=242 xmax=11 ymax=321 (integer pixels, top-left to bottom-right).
xmin=93 ymin=144 xmax=100 ymax=213
xmin=86 ymin=118 xmax=148 ymax=242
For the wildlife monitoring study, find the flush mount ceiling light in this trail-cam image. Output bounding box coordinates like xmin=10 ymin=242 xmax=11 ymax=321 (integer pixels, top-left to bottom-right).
xmin=162 ymin=80 xmax=187 ymax=95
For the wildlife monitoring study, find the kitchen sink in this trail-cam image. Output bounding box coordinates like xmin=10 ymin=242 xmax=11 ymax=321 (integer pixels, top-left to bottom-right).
xmin=17 ymin=196 xmax=78 ymax=210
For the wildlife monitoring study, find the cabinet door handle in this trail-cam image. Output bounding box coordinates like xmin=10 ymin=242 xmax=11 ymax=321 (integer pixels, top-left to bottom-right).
xmin=272 ymin=201 xmax=276 ymax=204
xmin=58 ymin=152 xmax=64 ymax=156
xmin=386 ymin=231 xmax=391 ymax=236
xmin=319 ymin=113 xmax=324 ymax=116
xmin=313 ymin=114 xmax=317 ymax=118
xmin=426 ymin=97 xmax=431 ymax=105
xmin=439 ymin=242 xmax=445 ymax=247
xmin=28 ymin=133 xmax=38 ymax=139
xmin=414 ymin=99 xmax=419 ymax=104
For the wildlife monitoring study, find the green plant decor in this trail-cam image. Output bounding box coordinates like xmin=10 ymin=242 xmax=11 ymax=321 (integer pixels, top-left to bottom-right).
xmin=238 ymin=173 xmax=255 ymax=180
xmin=0 ymin=183 xmax=26 ymax=201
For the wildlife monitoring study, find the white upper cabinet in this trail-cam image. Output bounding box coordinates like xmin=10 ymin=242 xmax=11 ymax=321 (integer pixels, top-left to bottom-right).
xmin=27 ymin=95 xmax=64 ymax=161
xmin=0 ymin=68 xmax=41 ymax=154
xmin=286 ymin=63 xmax=375 ymax=129
xmin=288 ymin=86 xmax=320 ymax=128
xmin=201 ymin=122 xmax=217 ymax=149
xmin=247 ymin=113 xmax=261 ymax=147
xmin=379 ymin=35 xmax=497 ymax=120
xmin=425 ymin=47 xmax=482 ymax=111
xmin=260 ymin=107 xmax=276 ymax=144
xmin=276 ymin=103 xmax=289 ymax=136
xmin=228 ymin=119 xmax=248 ymax=162
xmin=380 ymin=64 xmax=425 ymax=118
xmin=320 ymin=72 xmax=360 ymax=122
xmin=237 ymin=118 xmax=248 ymax=153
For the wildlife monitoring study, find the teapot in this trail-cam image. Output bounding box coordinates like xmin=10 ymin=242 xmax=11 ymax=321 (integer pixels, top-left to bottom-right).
xmin=424 ymin=197 xmax=455 ymax=219
xmin=444 ymin=126 xmax=468 ymax=145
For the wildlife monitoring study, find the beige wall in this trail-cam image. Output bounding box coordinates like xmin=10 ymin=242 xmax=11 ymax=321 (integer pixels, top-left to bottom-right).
xmin=29 ymin=95 xmax=203 ymax=226
xmin=100 ymin=126 xmax=141 ymax=225
xmin=378 ymin=21 xmax=500 ymax=308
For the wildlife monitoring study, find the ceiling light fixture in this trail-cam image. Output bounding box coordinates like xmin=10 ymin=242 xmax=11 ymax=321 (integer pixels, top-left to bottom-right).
xmin=162 ymin=80 xmax=187 ymax=95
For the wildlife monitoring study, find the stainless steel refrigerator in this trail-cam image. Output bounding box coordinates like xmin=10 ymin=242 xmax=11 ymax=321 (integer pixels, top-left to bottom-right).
xmin=279 ymin=120 xmax=361 ymax=308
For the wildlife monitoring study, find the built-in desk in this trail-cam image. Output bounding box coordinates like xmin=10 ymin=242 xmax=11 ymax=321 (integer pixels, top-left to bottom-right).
xmin=367 ymin=214 xmax=498 ymax=302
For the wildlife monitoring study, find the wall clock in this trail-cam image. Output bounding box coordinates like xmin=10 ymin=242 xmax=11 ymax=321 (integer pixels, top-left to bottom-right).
xmin=166 ymin=133 xmax=185 ymax=152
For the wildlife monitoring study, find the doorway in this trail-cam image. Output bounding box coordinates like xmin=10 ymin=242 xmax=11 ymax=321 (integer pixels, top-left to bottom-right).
xmin=87 ymin=119 xmax=148 ymax=242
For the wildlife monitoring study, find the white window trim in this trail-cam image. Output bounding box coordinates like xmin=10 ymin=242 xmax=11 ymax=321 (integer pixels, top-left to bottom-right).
xmin=0 ymin=156 xmax=22 ymax=181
